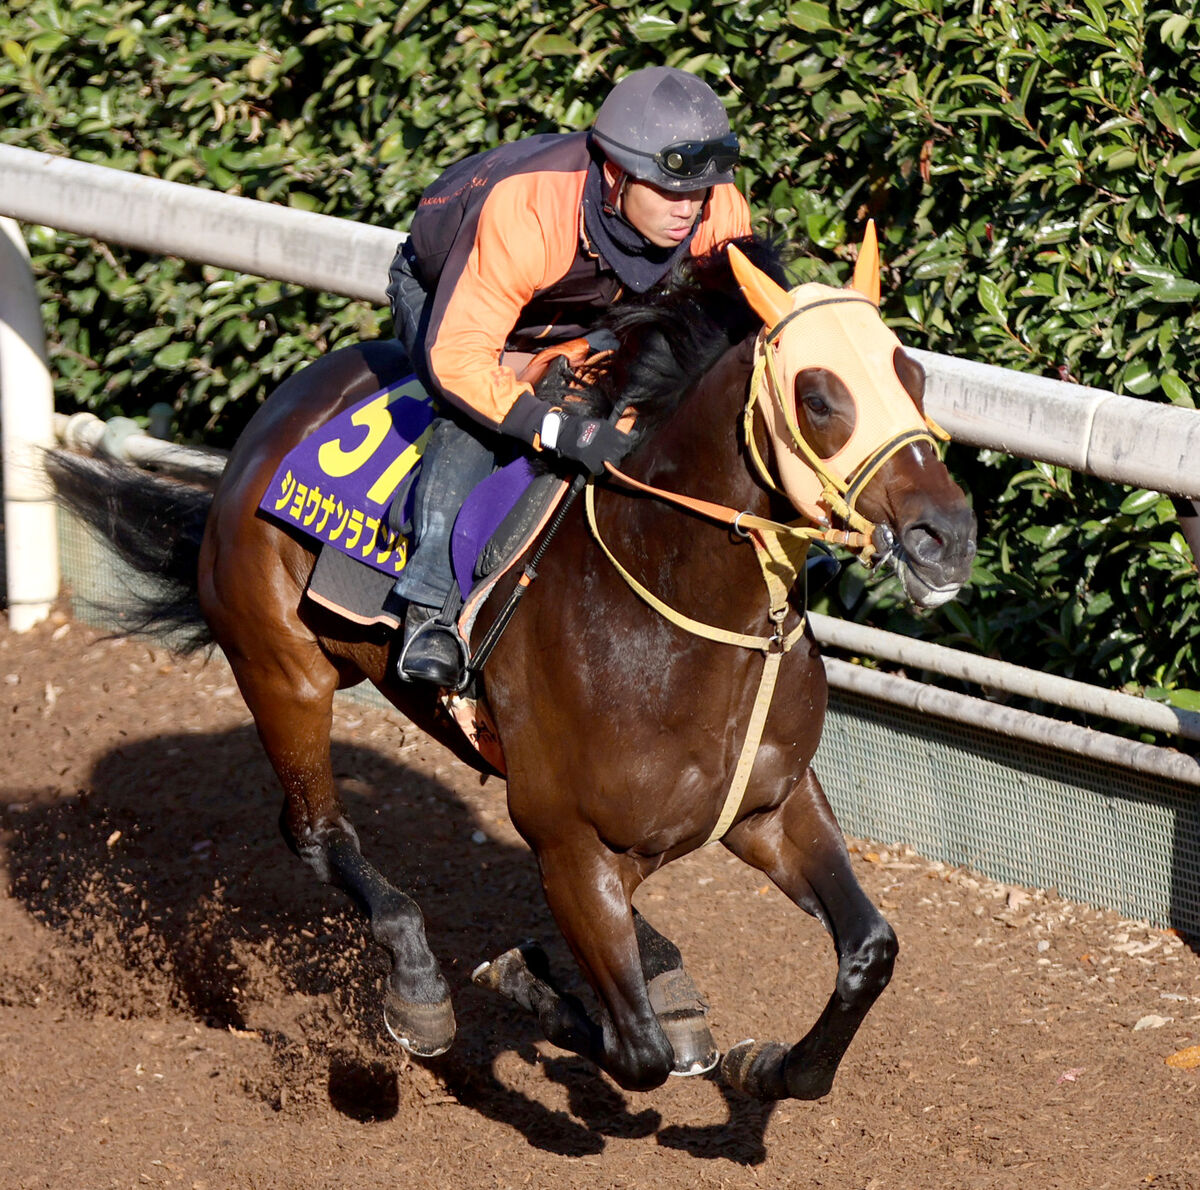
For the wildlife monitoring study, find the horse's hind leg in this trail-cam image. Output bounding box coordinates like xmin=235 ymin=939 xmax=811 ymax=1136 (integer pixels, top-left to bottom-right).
xmin=719 ymin=767 xmax=897 ymax=1101
xmin=633 ymin=909 xmax=718 ymax=1076
xmin=474 ymin=908 xmax=716 ymax=1078
xmin=223 ymin=647 xmax=455 ymax=1056
xmin=473 ymin=841 xmax=676 ymax=1091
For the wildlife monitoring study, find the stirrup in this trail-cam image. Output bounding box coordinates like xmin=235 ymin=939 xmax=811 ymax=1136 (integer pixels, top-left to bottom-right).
xmin=396 ymin=598 xmax=470 ymax=690
xmin=397 ymin=620 xmax=469 ymax=689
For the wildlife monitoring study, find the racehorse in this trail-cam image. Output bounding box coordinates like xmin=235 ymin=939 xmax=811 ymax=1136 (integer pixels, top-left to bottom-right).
xmin=48 ymin=232 xmax=976 ymax=1101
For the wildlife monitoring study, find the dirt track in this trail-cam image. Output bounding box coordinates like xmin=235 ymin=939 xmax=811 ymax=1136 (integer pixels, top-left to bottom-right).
xmin=2 ymin=611 xmax=1200 ymax=1189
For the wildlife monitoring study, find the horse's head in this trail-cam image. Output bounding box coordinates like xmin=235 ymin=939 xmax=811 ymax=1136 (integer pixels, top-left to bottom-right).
xmin=729 ymin=228 xmax=976 ymax=608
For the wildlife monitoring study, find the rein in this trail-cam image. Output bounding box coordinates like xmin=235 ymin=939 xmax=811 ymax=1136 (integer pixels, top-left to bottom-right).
xmin=585 ymin=478 xmax=809 ymax=653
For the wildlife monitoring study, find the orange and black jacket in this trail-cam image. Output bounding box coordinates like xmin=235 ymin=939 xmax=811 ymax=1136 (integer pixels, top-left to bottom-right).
xmin=406 ymin=130 xmax=752 ymax=431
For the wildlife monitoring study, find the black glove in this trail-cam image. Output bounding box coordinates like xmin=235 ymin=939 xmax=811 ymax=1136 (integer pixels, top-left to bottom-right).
xmin=500 ymin=391 xmax=632 ymax=476
xmin=552 ymin=412 xmax=632 ymax=476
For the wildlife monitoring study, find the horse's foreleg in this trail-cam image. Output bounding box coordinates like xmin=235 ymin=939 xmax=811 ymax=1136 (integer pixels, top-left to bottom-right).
xmin=474 ymin=843 xmax=675 ymax=1091
xmin=719 ymin=767 xmax=897 ymax=1100
xmin=229 ymin=656 xmax=455 ymax=1057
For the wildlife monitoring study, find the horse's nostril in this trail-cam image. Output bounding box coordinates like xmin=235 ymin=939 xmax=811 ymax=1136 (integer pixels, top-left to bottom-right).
xmin=903 ymin=525 xmax=944 ymax=562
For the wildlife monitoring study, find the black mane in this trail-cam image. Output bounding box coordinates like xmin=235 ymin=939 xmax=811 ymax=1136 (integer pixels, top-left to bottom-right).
xmin=538 ymin=235 xmax=790 ymax=433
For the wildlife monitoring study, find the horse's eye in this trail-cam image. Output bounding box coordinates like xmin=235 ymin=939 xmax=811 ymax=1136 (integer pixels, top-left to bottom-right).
xmin=802 ymin=394 xmax=829 ymax=417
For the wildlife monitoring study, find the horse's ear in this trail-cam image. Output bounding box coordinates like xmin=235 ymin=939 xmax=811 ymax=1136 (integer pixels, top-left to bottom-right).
xmin=728 ymin=243 xmax=792 ymax=330
xmin=850 ymin=219 xmax=881 ymax=305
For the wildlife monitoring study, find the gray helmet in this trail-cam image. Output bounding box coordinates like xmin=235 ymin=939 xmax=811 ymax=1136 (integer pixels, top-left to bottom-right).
xmin=591 ymin=66 xmax=740 ymax=193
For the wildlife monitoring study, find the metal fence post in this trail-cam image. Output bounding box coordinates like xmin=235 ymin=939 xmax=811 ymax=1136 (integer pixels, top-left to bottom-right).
xmin=0 ymin=216 xmax=58 ymax=630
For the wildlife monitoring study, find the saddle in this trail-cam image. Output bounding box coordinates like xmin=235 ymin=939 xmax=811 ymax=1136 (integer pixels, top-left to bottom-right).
xmin=264 ymin=340 xmax=592 ymax=630
xmin=302 ymin=450 xmax=566 ymax=633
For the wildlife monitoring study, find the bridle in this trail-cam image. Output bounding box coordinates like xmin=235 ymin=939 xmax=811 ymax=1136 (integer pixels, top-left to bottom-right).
xmin=584 ymin=264 xmax=947 ymax=845
xmin=741 ymin=289 xmax=946 ymax=565
xmin=592 ymin=288 xmax=948 ymax=588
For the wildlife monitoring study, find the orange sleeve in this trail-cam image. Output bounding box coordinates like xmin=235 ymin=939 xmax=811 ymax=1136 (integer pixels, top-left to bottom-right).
xmin=427 ymin=174 xmax=575 ymax=429
xmin=425 ymin=173 xmax=747 ymax=427
xmin=691 ymin=184 xmax=753 ymax=255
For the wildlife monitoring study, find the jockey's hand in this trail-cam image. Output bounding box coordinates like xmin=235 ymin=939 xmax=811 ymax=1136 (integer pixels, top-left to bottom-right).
xmin=500 ymin=391 xmax=632 ymax=476
xmin=552 ymin=412 xmax=632 ymax=476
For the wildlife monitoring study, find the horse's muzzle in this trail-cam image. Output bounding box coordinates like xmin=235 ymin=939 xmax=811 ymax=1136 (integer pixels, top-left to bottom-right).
xmin=881 ymin=504 xmax=977 ymax=610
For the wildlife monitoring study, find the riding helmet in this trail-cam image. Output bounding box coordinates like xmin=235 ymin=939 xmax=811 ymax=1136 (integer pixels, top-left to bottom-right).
xmin=590 ymin=66 xmax=740 ymax=192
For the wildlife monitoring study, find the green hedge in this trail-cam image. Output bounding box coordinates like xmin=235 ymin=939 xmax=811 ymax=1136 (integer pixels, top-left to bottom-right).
xmin=3 ymin=0 xmax=1200 ymax=707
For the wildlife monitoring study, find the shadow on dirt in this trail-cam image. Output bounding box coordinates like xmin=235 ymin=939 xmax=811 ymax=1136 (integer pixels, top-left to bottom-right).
xmin=2 ymin=722 xmax=773 ymax=1162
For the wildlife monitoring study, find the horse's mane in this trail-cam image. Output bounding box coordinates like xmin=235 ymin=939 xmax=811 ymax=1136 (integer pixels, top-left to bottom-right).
xmin=538 ymin=235 xmax=790 ymax=434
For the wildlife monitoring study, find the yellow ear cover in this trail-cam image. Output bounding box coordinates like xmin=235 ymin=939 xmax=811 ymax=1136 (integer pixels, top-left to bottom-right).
xmin=850 ymin=219 xmax=881 ymax=306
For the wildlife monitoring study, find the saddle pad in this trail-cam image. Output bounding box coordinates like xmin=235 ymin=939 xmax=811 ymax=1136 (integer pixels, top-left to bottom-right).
xmin=258 ymin=374 xmax=434 ymax=576
xmin=305 ymin=545 xmax=404 ymax=629
xmin=306 ymin=457 xmax=563 ymax=636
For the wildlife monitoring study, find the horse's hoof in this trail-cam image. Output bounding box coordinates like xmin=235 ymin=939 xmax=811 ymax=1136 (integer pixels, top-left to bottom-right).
xmin=720 ymin=1038 xmax=788 ymax=1100
xmin=471 ymin=942 xmax=549 ymax=1008
xmin=471 ymin=947 xmax=527 ymax=994
xmin=646 ymin=967 xmax=718 ymax=1077
xmin=383 ymin=991 xmax=456 ymax=1058
xmin=662 ymin=1013 xmax=720 ymax=1077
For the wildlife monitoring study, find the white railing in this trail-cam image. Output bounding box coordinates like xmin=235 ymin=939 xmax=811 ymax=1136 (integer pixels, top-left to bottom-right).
xmin=0 ymin=215 xmax=58 ymax=630
xmin=4 ymin=145 xmax=1200 ymax=497
xmin=3 ymin=144 xmax=1199 ymax=778
xmin=0 ymin=144 xmax=399 ymax=303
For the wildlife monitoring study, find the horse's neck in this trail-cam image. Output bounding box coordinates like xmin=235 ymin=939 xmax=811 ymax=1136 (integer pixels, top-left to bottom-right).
xmin=592 ymin=344 xmax=792 ymax=635
xmin=632 ymin=346 xmax=766 ymax=515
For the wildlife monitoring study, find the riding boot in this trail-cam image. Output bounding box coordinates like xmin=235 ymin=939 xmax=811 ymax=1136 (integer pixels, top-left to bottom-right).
xmin=397 ymin=602 xmax=466 ymax=688
xmin=390 ymin=415 xmax=497 ymax=689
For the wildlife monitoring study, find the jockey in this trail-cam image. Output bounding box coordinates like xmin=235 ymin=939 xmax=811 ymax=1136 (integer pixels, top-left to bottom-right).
xmin=386 ymin=65 xmax=752 ymax=687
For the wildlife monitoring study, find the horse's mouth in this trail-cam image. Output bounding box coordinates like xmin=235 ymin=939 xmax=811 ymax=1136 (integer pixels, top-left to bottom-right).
xmin=871 ymin=523 xmax=971 ymax=610
xmin=894 ymin=560 xmax=963 ymax=609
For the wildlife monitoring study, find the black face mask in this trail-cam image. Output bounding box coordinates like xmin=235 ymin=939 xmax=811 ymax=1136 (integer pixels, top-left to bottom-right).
xmin=581 ymin=158 xmax=697 ymax=294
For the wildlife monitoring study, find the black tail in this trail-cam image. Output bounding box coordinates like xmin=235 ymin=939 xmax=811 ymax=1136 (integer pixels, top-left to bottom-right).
xmin=46 ymin=449 xmax=215 ymax=652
